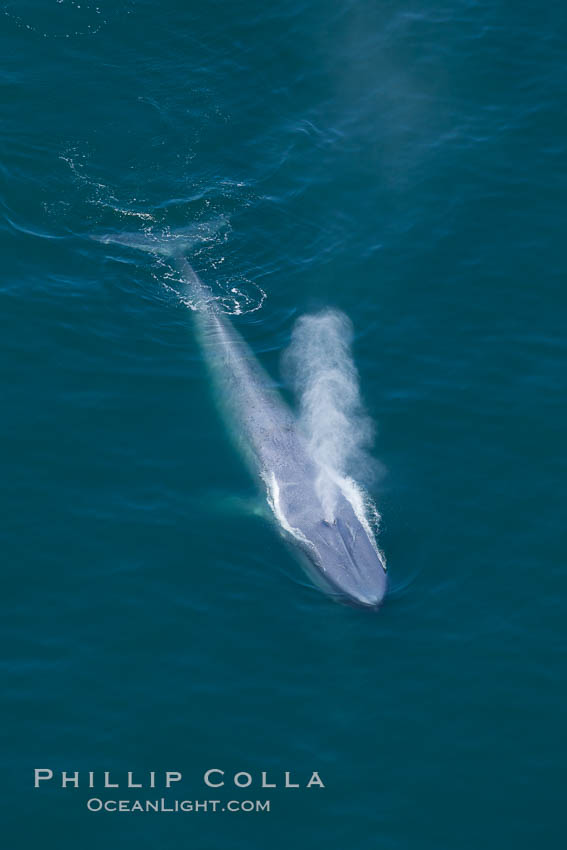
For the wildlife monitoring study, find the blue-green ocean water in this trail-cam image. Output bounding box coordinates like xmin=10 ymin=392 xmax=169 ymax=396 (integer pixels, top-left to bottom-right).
xmin=2 ymin=1 xmax=565 ymax=848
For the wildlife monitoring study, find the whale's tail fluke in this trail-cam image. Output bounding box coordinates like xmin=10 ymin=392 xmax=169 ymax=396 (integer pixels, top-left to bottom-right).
xmin=91 ymin=217 xmax=228 ymax=259
xmin=91 ymin=218 xmax=229 ymax=308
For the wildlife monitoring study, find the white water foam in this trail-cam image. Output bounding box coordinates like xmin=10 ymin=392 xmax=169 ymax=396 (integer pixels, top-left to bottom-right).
xmin=3 ymin=1 xmax=134 ymax=40
xmin=262 ymin=471 xmax=316 ymax=553
xmin=283 ymin=309 xmax=378 ymax=525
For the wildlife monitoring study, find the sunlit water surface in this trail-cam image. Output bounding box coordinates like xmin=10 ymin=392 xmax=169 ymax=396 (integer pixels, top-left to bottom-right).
xmin=1 ymin=2 xmax=564 ymax=848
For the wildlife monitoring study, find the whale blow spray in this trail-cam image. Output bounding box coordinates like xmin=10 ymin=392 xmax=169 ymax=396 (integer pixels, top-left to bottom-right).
xmin=284 ymin=310 xmax=375 ymax=523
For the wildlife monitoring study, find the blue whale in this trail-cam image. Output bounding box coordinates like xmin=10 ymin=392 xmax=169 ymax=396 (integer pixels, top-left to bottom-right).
xmin=96 ymin=230 xmax=387 ymax=608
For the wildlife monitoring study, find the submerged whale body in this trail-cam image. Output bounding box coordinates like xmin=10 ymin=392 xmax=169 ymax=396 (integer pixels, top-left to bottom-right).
xmin=96 ymin=229 xmax=387 ymax=608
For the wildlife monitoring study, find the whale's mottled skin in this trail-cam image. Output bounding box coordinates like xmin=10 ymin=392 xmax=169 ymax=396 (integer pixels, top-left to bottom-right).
xmin=95 ymin=229 xmax=386 ymax=607
xmin=178 ymin=258 xmax=387 ymax=608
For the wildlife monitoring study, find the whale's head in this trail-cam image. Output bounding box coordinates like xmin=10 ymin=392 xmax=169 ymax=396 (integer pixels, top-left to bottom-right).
xmin=266 ymin=471 xmax=387 ymax=609
xmin=300 ymin=512 xmax=387 ymax=609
